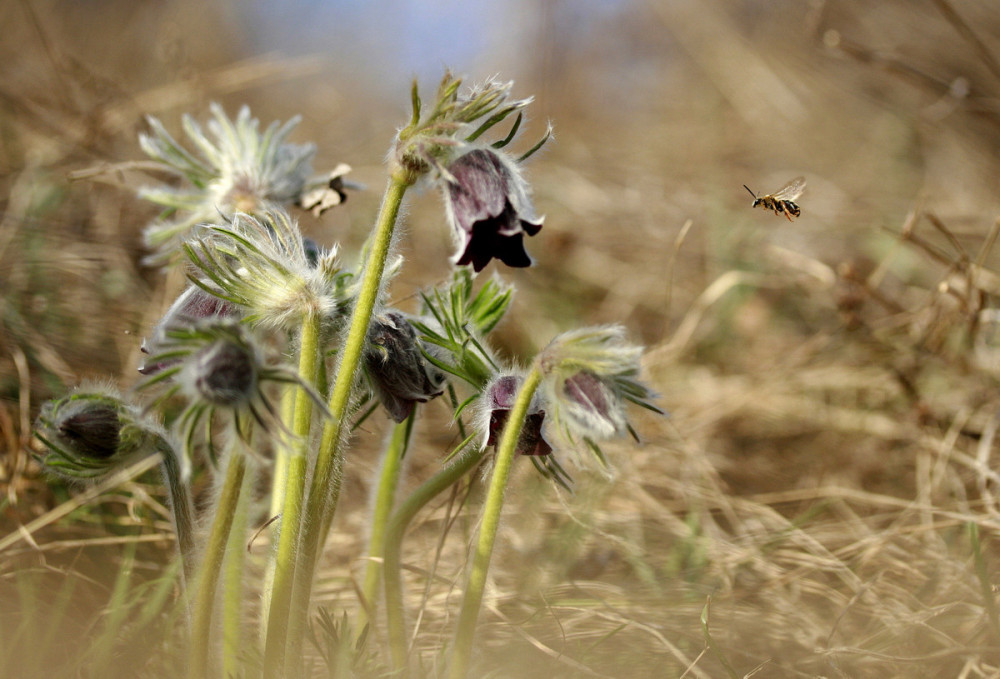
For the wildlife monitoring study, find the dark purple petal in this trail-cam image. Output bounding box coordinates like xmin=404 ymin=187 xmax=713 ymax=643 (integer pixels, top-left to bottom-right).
xmin=484 ymin=375 xmax=551 ymax=456
xmin=563 ymin=371 xmax=612 ymax=420
xmin=445 ymin=149 xmax=542 ymax=272
xmin=57 ymin=404 xmax=121 ymax=460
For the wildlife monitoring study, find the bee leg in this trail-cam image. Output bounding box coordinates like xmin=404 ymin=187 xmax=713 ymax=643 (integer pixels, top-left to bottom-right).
xmin=784 ymin=210 xmax=794 ymax=222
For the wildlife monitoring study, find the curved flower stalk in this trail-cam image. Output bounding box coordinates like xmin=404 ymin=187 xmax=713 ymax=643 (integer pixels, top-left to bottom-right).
xmin=138 ymin=103 xmax=352 ymax=261
xmin=34 ymin=384 xmax=196 ymax=578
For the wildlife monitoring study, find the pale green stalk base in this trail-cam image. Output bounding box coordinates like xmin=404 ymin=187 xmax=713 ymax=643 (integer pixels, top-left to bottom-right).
xmin=188 ymin=451 xmax=248 ymax=679
xmin=357 ymin=414 xmax=414 ymax=636
xmin=222 ymin=459 xmax=255 ymax=679
xmin=257 ymin=383 xmax=298 ymax=641
xmin=262 ymin=313 xmax=322 ymax=679
xmin=158 ymin=442 xmax=196 ymax=583
xmin=281 ymin=171 xmax=414 ymax=670
xmin=448 ymin=367 xmax=542 ymax=679
xmin=385 ymin=443 xmax=486 ymax=675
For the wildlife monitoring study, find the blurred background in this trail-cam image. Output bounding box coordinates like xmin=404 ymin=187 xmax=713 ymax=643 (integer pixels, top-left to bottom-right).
xmin=5 ymin=0 xmax=1000 ymax=677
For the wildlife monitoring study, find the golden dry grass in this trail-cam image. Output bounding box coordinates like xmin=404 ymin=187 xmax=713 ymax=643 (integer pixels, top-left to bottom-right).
xmin=4 ymin=1 xmax=1000 ymax=677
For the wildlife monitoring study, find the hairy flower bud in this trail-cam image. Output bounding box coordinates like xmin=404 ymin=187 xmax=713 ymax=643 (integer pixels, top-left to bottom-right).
xmin=364 ymin=311 xmax=446 ymax=422
xmin=479 ymin=373 xmax=551 ymax=457
xmin=34 ymin=386 xmax=165 ymax=483
xmin=443 ymin=148 xmax=543 ymax=272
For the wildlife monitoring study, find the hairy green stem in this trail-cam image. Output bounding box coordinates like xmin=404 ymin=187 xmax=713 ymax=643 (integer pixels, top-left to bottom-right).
xmin=283 ymin=171 xmax=414 ymax=670
xmin=448 ymin=367 xmax=541 ymax=679
xmin=188 ymin=450 xmax=248 ymax=679
xmin=262 ymin=312 xmax=322 ymax=678
xmin=358 ymin=414 xmax=415 ymax=635
xmin=222 ymin=459 xmax=255 ymax=679
xmin=158 ymin=441 xmax=196 ymax=583
xmin=257 ymin=383 xmax=298 ymax=641
xmin=385 ymin=442 xmax=485 ymax=675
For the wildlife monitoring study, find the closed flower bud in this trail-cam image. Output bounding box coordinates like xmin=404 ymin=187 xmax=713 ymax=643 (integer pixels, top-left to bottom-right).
xmin=34 ymin=386 xmax=165 ymax=483
xmin=479 ymin=373 xmax=552 ymax=457
xmin=364 ymin=311 xmax=445 ymax=422
xmin=443 ymin=148 xmax=543 ymax=272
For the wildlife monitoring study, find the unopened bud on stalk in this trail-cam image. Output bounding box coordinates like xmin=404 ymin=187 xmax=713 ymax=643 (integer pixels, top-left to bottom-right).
xmin=364 ymin=311 xmax=446 ymax=423
xmin=34 ymin=386 xmax=166 ymax=483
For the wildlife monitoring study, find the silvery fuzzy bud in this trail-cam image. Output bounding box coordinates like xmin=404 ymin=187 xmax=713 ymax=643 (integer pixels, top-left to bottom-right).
xmin=443 ymin=148 xmax=543 ymax=272
xmin=364 ymin=311 xmax=446 ymax=423
xmin=479 ymin=373 xmax=551 ymax=457
xmin=34 ymin=386 xmax=165 ymax=483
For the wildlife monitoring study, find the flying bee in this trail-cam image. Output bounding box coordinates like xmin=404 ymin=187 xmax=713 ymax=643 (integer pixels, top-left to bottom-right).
xmin=743 ymin=176 xmax=806 ymax=221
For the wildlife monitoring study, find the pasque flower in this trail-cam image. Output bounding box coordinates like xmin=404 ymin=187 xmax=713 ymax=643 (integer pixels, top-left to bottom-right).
xmin=478 ymin=373 xmax=552 ymax=457
xmin=390 ymin=74 xmax=550 ymax=271
xmin=183 ymin=208 xmax=349 ymax=331
xmin=364 ymin=311 xmax=446 ymax=422
xmin=443 ymin=148 xmax=544 ymax=272
xmin=138 ymin=104 xmax=352 ymax=261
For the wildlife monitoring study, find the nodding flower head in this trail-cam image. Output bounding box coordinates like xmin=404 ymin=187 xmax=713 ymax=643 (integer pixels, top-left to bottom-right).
xmin=537 ymin=325 xmax=661 ymax=455
xmin=183 ymin=208 xmax=349 ymax=331
xmin=138 ymin=103 xmax=352 ymax=262
xmin=442 ymin=147 xmax=543 ymax=272
xmin=139 ymin=319 xmax=324 ymax=461
xmin=34 ymin=384 xmax=167 ymax=483
xmin=364 ymin=311 xmax=446 ymax=423
xmin=477 ymin=373 xmax=552 ymax=457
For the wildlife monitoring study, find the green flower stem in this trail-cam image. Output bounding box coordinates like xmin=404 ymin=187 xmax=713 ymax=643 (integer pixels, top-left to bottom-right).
xmin=358 ymin=413 xmax=415 ymax=635
xmin=222 ymin=458 xmax=255 ymax=679
xmin=188 ymin=450 xmax=248 ymax=679
xmin=158 ymin=440 xmax=196 ymax=583
xmin=385 ymin=443 xmax=487 ymax=675
xmin=448 ymin=366 xmax=542 ymax=679
xmin=256 ymin=382 xmax=300 ymax=641
xmin=262 ymin=312 xmax=322 ymax=679
xmin=283 ymin=170 xmax=414 ymax=672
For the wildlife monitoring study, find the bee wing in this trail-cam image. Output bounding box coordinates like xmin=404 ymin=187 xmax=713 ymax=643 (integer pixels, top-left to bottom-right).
xmin=772 ymin=176 xmax=806 ymax=201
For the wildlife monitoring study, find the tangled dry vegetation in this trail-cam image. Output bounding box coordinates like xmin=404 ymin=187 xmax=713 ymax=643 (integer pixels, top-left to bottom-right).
xmin=4 ymin=1 xmax=1000 ymax=677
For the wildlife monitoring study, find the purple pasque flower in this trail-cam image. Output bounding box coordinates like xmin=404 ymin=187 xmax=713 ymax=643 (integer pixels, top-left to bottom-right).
xmin=364 ymin=311 xmax=446 ymax=423
xmin=443 ymin=148 xmax=543 ymax=272
xmin=482 ymin=374 xmax=552 ymax=457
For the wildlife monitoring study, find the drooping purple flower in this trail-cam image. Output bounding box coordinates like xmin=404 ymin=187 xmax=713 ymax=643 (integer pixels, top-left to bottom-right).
xmin=139 ymin=285 xmax=239 ymax=375
xmin=364 ymin=311 xmax=446 ymax=422
xmin=443 ymin=148 xmax=543 ymax=272
xmin=483 ymin=374 xmax=552 ymax=457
